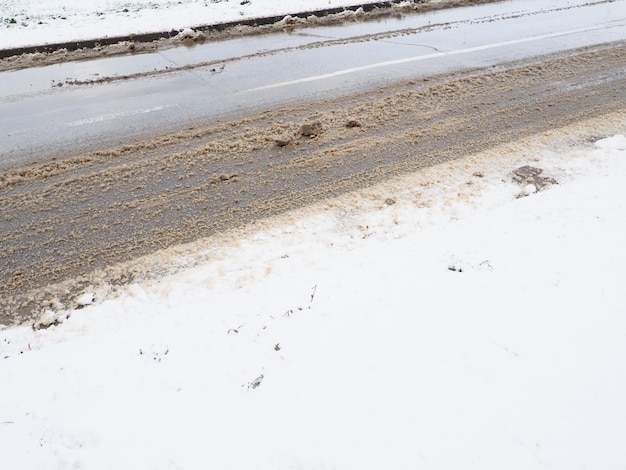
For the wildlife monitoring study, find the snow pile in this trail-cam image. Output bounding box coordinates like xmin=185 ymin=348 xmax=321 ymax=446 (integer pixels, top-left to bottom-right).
xmin=0 ymin=0 xmax=366 ymax=49
xmin=1 ymin=129 xmax=626 ymax=469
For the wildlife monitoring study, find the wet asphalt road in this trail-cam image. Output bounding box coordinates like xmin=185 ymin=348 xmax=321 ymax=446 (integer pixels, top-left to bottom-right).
xmin=1 ymin=0 xmax=625 ymax=323
xmin=1 ymin=0 xmax=625 ymax=169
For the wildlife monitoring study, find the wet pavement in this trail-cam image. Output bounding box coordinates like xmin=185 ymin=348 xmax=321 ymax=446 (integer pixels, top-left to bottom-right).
xmin=1 ymin=0 xmax=625 ymax=169
xmin=1 ymin=0 xmax=625 ymax=323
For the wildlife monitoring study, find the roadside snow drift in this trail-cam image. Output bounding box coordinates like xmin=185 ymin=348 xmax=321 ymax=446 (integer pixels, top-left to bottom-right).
xmin=1 ymin=0 xmax=366 ymax=49
xmin=2 ymin=126 xmax=626 ymax=469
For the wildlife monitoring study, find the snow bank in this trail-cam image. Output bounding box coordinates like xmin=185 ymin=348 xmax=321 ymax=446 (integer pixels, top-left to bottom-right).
xmin=1 ymin=126 xmax=626 ymax=468
xmin=0 ymin=0 xmax=367 ymax=49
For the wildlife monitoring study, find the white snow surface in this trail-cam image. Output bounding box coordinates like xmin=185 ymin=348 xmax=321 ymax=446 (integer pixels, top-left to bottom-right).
xmin=0 ymin=0 xmax=367 ymax=49
xmin=2 ymin=124 xmax=626 ymax=468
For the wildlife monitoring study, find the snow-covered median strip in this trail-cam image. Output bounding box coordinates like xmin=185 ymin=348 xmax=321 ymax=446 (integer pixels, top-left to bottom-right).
xmin=1 ymin=115 xmax=626 ymax=468
xmin=0 ymin=0 xmax=367 ymax=49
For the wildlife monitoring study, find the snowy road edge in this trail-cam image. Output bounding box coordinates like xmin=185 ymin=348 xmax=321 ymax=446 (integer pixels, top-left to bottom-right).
xmin=0 ymin=0 xmax=503 ymax=59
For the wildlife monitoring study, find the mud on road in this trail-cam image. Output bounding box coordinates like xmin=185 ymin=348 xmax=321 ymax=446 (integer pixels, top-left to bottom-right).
xmin=1 ymin=41 xmax=625 ymax=325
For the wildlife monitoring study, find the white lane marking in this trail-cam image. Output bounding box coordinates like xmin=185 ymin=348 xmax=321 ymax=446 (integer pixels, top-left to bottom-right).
xmin=66 ymin=105 xmax=172 ymax=127
xmin=243 ymin=20 xmax=626 ymax=93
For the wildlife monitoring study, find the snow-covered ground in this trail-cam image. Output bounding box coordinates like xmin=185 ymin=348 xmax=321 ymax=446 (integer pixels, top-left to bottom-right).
xmin=2 ymin=0 xmax=626 ymax=467
xmin=2 ymin=112 xmax=626 ymax=468
xmin=0 ymin=0 xmax=366 ymax=49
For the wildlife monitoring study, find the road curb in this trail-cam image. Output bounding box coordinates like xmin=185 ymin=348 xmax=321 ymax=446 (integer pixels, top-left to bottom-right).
xmin=0 ymin=1 xmax=415 ymax=60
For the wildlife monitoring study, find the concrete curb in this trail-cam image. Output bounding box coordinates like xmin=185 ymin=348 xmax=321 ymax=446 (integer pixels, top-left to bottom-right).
xmin=0 ymin=1 xmax=414 ymax=60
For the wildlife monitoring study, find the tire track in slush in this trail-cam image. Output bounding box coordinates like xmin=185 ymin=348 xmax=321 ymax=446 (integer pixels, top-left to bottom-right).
xmin=1 ymin=42 xmax=625 ymax=324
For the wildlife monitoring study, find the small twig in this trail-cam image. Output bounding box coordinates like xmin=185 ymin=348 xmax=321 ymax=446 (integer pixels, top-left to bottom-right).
xmin=309 ymin=284 xmax=317 ymax=309
xmin=479 ymin=260 xmax=493 ymax=271
xmin=247 ymin=374 xmax=264 ymax=390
